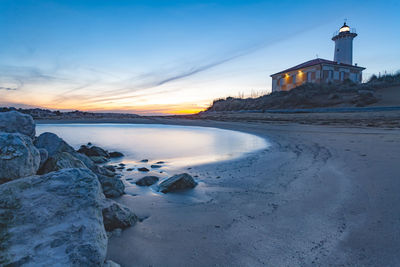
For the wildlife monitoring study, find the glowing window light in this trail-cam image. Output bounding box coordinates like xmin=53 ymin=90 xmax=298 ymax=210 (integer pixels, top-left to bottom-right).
xmin=339 ymin=26 xmax=350 ymax=33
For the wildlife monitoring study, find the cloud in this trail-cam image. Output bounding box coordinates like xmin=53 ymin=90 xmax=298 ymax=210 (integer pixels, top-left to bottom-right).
xmin=0 ymin=87 xmax=17 ymax=91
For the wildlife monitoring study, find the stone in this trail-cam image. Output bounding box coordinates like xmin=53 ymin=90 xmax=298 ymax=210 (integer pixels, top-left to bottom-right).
xmin=150 ymin=164 xmax=162 ymax=169
xmin=90 ymin=156 xmax=109 ymax=164
xmin=0 ymin=168 xmax=107 ymax=266
xmin=156 ymin=161 xmax=165 ymax=164
xmin=158 ymin=173 xmax=198 ymax=193
xmin=34 ymin=132 xmax=75 ymax=157
xmin=97 ymin=174 xmax=125 ymax=198
xmin=140 ymin=159 xmax=148 ymax=162
xmin=0 ymin=133 xmax=40 ymax=184
xmin=39 ymin=152 xmax=86 ymax=174
xmin=38 ymin=148 xmax=48 ymax=169
xmin=0 ymin=111 xmax=35 ymax=139
xmin=78 ymin=145 xmax=109 ymax=158
xmin=102 ymin=198 xmax=138 ymax=231
xmin=109 ymin=151 xmax=124 ymax=158
xmin=126 ymin=168 xmax=134 ymax=171
xmin=104 ymin=165 xmax=116 ymax=172
xmin=136 ymin=176 xmax=159 ymax=186
xmin=138 ymin=167 xmax=149 ymax=172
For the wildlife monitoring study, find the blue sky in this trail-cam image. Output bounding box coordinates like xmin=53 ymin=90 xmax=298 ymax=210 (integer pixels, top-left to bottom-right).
xmin=0 ymin=0 xmax=399 ymax=114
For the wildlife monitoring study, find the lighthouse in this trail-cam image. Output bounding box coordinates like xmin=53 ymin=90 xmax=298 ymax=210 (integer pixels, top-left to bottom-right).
xmin=332 ymin=22 xmax=357 ymax=65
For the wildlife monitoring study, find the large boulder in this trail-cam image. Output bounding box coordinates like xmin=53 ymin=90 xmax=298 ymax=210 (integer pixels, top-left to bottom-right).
xmin=0 ymin=133 xmax=40 ymax=184
xmin=98 ymin=174 xmax=125 ymax=198
xmin=0 ymin=168 xmax=107 ymax=266
xmin=34 ymin=132 xmax=75 ymax=157
xmin=39 ymin=152 xmax=87 ymax=174
xmin=102 ymin=199 xmax=138 ymax=231
xmin=0 ymin=111 xmax=35 ymax=139
xmin=158 ymin=173 xmax=198 ymax=193
xmin=38 ymin=148 xmax=48 ymax=169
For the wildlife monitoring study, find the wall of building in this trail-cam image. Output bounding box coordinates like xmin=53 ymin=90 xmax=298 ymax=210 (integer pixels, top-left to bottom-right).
xmin=271 ymin=64 xmax=362 ymax=92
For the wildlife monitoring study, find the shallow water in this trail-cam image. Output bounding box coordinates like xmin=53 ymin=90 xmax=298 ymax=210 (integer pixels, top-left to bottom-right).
xmin=36 ymin=123 xmax=269 ymax=170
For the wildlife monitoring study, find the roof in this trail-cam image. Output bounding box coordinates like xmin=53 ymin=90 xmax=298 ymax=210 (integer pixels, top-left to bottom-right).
xmin=270 ymin=58 xmax=365 ymax=77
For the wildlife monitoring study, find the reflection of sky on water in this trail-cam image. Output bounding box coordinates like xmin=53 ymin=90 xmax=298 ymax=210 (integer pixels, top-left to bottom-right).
xmin=36 ymin=124 xmax=269 ymax=168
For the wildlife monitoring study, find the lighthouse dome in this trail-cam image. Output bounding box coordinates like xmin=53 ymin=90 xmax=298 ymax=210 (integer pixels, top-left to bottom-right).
xmin=339 ymin=22 xmax=350 ymax=33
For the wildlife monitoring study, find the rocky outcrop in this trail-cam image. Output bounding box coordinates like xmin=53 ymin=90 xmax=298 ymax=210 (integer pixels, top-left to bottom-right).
xmin=159 ymin=173 xmax=198 ymax=193
xmin=0 ymin=111 xmax=36 ymax=138
xmin=39 ymin=151 xmax=86 ymax=174
xmin=34 ymin=132 xmax=75 ymax=157
xmin=102 ymin=199 xmax=138 ymax=231
xmin=0 ymin=133 xmax=40 ymax=184
xmin=38 ymin=148 xmax=48 ymax=169
xmin=136 ymin=176 xmax=159 ymax=186
xmin=0 ymin=168 xmax=107 ymax=266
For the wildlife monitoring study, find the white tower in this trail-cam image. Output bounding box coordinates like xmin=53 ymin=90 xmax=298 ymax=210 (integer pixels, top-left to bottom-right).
xmin=332 ymin=22 xmax=357 ymax=65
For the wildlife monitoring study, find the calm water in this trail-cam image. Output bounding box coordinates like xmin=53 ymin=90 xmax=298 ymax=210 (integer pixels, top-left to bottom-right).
xmin=36 ymin=123 xmax=269 ymax=169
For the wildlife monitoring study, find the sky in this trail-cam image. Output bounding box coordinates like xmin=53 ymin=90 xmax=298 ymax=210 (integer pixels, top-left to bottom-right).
xmin=0 ymin=0 xmax=399 ymax=115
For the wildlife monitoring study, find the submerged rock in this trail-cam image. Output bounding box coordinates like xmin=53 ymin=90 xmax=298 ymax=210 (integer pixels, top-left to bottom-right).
xmin=102 ymin=199 xmax=138 ymax=231
xmin=39 ymin=152 xmax=86 ymax=174
xmin=135 ymin=176 xmax=159 ymax=186
xmin=138 ymin=167 xmax=150 ymax=172
xmin=140 ymin=159 xmax=148 ymax=162
xmin=0 ymin=132 xmax=40 ymax=184
xmin=150 ymin=164 xmax=162 ymax=169
xmin=109 ymin=151 xmax=124 ymax=158
xmin=159 ymin=173 xmax=198 ymax=193
xmin=0 ymin=111 xmax=36 ymax=139
xmin=0 ymin=168 xmax=107 ymax=266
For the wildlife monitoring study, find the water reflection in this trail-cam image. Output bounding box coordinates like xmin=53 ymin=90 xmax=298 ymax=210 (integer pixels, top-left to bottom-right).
xmin=36 ymin=124 xmax=269 ymax=169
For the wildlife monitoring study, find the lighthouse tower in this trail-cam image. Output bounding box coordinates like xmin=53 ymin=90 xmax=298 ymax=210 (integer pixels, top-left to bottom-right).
xmin=332 ymin=22 xmax=357 ymax=65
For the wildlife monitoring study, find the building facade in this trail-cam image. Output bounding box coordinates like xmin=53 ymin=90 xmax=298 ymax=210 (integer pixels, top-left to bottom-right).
xmin=271 ymin=23 xmax=365 ymax=92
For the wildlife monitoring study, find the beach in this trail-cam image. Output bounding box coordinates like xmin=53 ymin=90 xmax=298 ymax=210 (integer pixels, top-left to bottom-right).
xmin=74 ymin=118 xmax=400 ymax=266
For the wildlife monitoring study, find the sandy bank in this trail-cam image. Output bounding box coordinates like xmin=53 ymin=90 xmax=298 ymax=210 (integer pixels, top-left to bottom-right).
xmin=85 ymin=119 xmax=399 ymax=266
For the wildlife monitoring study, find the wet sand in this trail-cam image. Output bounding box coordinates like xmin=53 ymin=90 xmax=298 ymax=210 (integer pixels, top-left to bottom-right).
xmin=99 ymin=120 xmax=400 ymax=266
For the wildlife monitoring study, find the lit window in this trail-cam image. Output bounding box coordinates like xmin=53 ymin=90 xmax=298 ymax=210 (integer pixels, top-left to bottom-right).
xmin=339 ymin=26 xmax=350 ymax=33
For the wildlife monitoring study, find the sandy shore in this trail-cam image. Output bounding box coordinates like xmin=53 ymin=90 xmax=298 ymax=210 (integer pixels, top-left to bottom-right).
xmin=37 ymin=118 xmax=400 ymax=265
xmin=85 ymin=119 xmax=397 ymax=266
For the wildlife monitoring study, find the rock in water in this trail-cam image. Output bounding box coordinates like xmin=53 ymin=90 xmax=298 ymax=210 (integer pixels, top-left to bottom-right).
xmin=135 ymin=176 xmax=159 ymax=186
xmin=0 ymin=133 xmax=40 ymax=184
xmin=78 ymin=145 xmax=109 ymax=158
xmin=109 ymin=151 xmax=124 ymax=158
xmin=158 ymin=173 xmax=198 ymax=193
xmin=102 ymin=199 xmax=138 ymax=231
xmin=138 ymin=167 xmax=150 ymax=172
xmin=34 ymin=132 xmax=75 ymax=157
xmin=39 ymin=152 xmax=86 ymax=174
xmin=90 ymin=156 xmax=109 ymax=164
xmin=0 ymin=168 xmax=107 ymax=266
xmin=0 ymin=111 xmax=36 ymax=139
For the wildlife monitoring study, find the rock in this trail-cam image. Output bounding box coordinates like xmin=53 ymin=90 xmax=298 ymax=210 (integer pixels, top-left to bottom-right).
xmin=159 ymin=173 xmax=198 ymax=193
xmin=118 ymin=163 xmax=125 ymax=166
xmin=90 ymin=156 xmax=109 ymax=164
xmin=34 ymin=132 xmax=75 ymax=157
xmin=151 ymin=164 xmax=162 ymax=169
xmin=38 ymin=148 xmax=48 ymax=169
xmin=78 ymin=145 xmax=109 ymax=158
xmin=116 ymin=166 xmax=125 ymax=170
xmin=97 ymin=174 xmax=125 ymax=198
xmin=104 ymin=165 xmax=116 ymax=172
xmin=156 ymin=161 xmax=165 ymax=164
xmin=0 ymin=168 xmax=107 ymax=266
xmin=136 ymin=176 xmax=159 ymax=186
xmin=126 ymin=168 xmax=134 ymax=171
xmin=39 ymin=152 xmax=86 ymax=174
xmin=109 ymin=151 xmax=124 ymax=158
xmin=102 ymin=199 xmax=138 ymax=231
xmin=0 ymin=111 xmax=35 ymax=139
xmin=104 ymin=260 xmax=121 ymax=267
xmin=0 ymin=133 xmax=40 ymax=184
xmin=138 ymin=167 xmax=149 ymax=172
xmin=140 ymin=159 xmax=148 ymax=162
